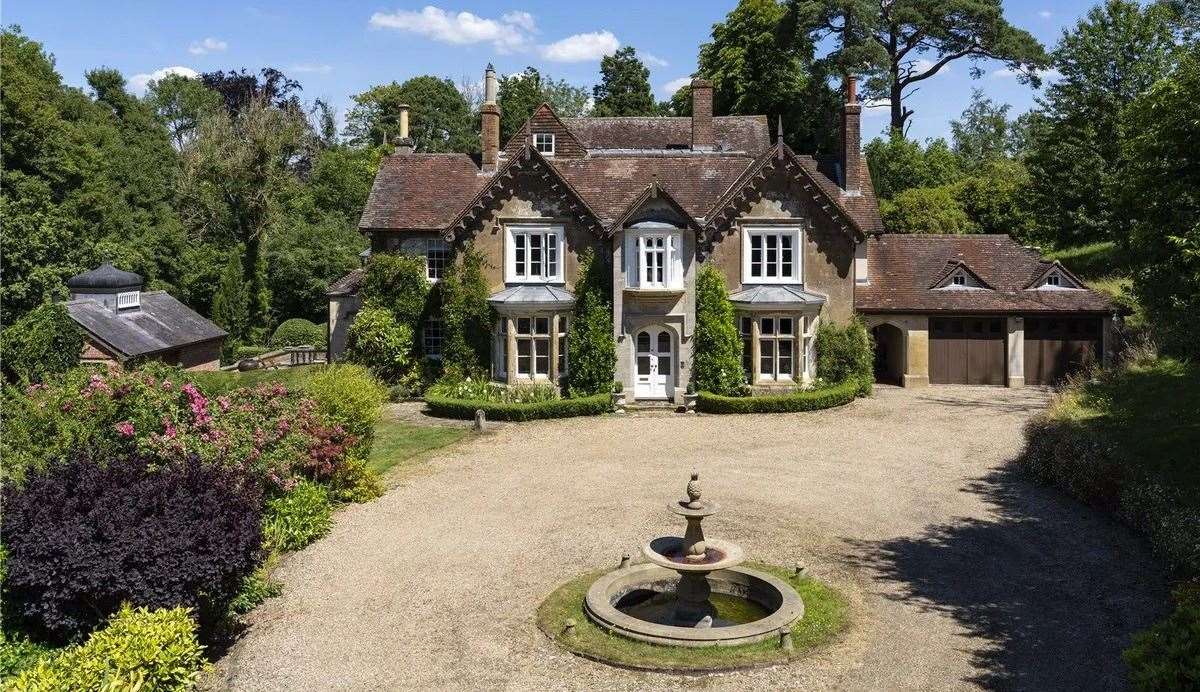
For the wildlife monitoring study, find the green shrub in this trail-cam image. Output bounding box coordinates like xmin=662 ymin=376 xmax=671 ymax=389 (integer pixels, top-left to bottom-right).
xmin=692 ymin=265 xmax=744 ymax=396
xmin=0 ymin=303 xmax=83 ymax=384
xmin=1125 ymin=582 xmax=1200 ymax=691
xmin=227 ymin=556 xmax=283 ymax=617
xmin=344 ymin=305 xmax=416 ymax=384
xmin=233 ymin=344 xmax=270 ymax=360
xmin=271 ymin=318 xmax=326 ymax=349
xmin=425 ymin=392 xmax=611 ymax=421
xmin=303 ymin=364 xmax=387 ymax=455
xmin=361 ymin=252 xmax=429 ymax=331
xmin=263 ymin=480 xmax=334 ymax=552
xmin=12 ymin=605 xmax=206 ymax=691
xmin=696 ymin=379 xmax=859 ymax=414
xmin=0 ymin=630 xmax=56 ymax=681
xmin=439 ymin=245 xmax=493 ymax=376
xmin=327 ymin=457 xmax=386 ymax=503
xmin=815 ymin=319 xmax=874 ymax=395
xmin=566 ymin=249 xmax=616 ymax=397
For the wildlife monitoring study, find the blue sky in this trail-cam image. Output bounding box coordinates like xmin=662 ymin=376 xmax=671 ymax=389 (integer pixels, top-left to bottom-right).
xmin=7 ymin=1 xmax=1098 ymax=143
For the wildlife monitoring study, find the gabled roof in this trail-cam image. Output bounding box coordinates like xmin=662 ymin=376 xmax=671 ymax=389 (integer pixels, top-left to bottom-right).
xmin=502 ymin=103 xmax=587 ymax=158
xmin=929 ymin=260 xmax=994 ymax=290
xmin=65 ymin=291 xmax=226 ymax=360
xmin=704 ymin=142 xmax=869 ymax=241
xmin=359 ymin=154 xmax=487 ymax=230
xmin=606 ymin=180 xmax=703 ymax=234
xmin=856 ymin=235 xmax=1114 ymax=314
xmin=1024 ymin=260 xmax=1085 ymax=290
xmin=562 ymin=115 xmax=770 ymax=153
xmin=446 ymin=145 xmax=605 ymax=240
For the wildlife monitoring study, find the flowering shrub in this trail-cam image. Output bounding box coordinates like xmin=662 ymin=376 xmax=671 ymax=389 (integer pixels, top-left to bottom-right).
xmin=1 ymin=364 xmax=356 ymax=490
xmin=427 ymin=377 xmax=559 ymax=404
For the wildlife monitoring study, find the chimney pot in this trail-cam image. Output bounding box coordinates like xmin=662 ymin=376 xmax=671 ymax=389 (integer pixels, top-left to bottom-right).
xmin=481 ymin=64 xmax=501 ymax=171
xmin=394 ymin=103 xmax=415 ymax=154
xmin=690 ymin=78 xmax=714 ymax=151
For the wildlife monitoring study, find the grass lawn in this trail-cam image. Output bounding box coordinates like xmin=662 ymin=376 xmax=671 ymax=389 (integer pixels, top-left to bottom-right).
xmin=367 ymin=416 xmax=468 ymax=476
xmin=1051 ymin=358 xmax=1200 ymax=499
xmin=190 ymin=365 xmax=325 ymax=395
xmin=535 ymin=563 xmax=849 ymax=672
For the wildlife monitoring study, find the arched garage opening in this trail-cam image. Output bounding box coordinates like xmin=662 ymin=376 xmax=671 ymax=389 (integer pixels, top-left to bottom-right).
xmin=872 ymin=323 xmax=904 ymax=386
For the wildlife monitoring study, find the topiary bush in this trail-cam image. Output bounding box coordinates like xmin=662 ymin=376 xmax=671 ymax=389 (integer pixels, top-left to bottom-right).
xmin=1124 ymin=582 xmax=1200 ymax=691
xmin=11 ymin=605 xmax=207 ymax=691
xmin=271 ymin=318 xmax=326 ymax=349
xmin=0 ymin=303 xmax=83 ymax=384
xmin=344 ymin=305 xmax=417 ymax=384
xmin=696 ymin=379 xmax=860 ymax=414
xmin=815 ymin=318 xmax=874 ymax=395
xmin=425 ymin=392 xmax=611 ymax=422
xmin=1 ymin=454 xmax=263 ymax=643
xmin=566 ymin=248 xmax=616 ymax=397
xmin=692 ymin=264 xmax=744 ymax=396
xmin=262 ymin=480 xmax=334 ymax=552
xmin=303 ymin=364 xmax=387 ymax=456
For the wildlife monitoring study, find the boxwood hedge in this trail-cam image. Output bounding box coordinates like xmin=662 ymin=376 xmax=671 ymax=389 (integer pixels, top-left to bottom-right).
xmin=697 ymin=378 xmax=861 ymax=414
xmin=424 ymin=392 xmax=611 ymax=421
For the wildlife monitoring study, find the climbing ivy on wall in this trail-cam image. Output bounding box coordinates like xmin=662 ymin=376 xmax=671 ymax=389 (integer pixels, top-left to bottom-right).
xmin=440 ymin=244 xmax=493 ymax=378
xmin=692 ymin=264 xmax=744 ymax=396
xmin=566 ymin=248 xmax=616 ymax=397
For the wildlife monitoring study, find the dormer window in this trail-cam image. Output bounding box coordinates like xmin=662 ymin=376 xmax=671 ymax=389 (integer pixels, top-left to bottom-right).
xmin=952 ymin=274 xmax=966 ymax=286
xmin=116 ymin=291 xmax=140 ymax=310
xmin=742 ymin=226 xmax=802 ymax=285
xmin=534 ymin=132 xmax=555 ymax=156
xmin=1046 ymin=273 xmax=1061 ymax=287
xmin=506 ymin=224 xmax=563 ymax=283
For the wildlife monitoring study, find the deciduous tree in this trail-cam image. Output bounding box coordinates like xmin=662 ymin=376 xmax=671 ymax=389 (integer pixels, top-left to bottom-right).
xmin=344 ymin=77 xmax=475 ymax=152
xmin=592 ymin=46 xmax=656 ymax=117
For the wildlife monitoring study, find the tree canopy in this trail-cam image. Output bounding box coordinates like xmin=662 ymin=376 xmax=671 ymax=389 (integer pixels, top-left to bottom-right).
xmin=497 ymin=67 xmax=589 ymax=143
xmin=344 ymin=76 xmax=475 ymax=152
xmin=591 ymin=47 xmax=657 ymax=117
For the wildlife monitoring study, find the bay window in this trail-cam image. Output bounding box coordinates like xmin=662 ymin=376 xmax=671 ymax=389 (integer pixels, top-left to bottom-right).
xmin=740 ymin=313 xmax=814 ymax=384
xmin=493 ymin=313 xmax=570 ymax=383
xmin=515 ymin=317 xmax=551 ymax=378
xmin=742 ymin=226 xmax=802 ymax=284
xmin=506 ymin=225 xmax=563 ymax=283
xmin=758 ymin=316 xmax=796 ymax=381
xmin=625 ymin=225 xmax=683 ymax=290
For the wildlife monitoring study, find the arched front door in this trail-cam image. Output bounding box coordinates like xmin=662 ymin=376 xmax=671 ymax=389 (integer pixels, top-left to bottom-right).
xmin=635 ymin=327 xmax=673 ymax=400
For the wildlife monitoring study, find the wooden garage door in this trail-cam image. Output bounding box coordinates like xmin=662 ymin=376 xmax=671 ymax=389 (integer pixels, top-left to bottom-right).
xmin=930 ymin=317 xmax=1006 ymax=385
xmin=1024 ymin=317 xmax=1101 ymax=385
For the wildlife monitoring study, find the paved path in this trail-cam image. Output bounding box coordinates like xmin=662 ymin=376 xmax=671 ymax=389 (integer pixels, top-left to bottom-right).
xmin=215 ymin=386 xmax=1166 ymax=691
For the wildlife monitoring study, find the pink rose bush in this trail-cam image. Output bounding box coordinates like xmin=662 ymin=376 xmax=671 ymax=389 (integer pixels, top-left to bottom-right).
xmin=2 ymin=364 xmax=356 ymax=489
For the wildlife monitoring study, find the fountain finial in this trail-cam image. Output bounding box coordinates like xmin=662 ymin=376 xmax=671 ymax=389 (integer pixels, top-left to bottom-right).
xmin=685 ymin=471 xmax=703 ymax=509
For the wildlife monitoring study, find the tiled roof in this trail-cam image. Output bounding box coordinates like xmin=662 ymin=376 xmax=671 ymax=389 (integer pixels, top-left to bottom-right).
xmin=550 ymin=154 xmax=758 ymax=222
xmin=856 ymin=235 xmax=1115 ymax=314
xmin=815 ymin=155 xmax=884 ymax=234
xmin=327 ymin=268 xmax=365 ymax=296
xmin=358 ymin=154 xmax=487 ymax=230
xmin=561 ymin=116 xmax=770 ymax=153
xmin=65 ymin=292 xmax=226 ymax=359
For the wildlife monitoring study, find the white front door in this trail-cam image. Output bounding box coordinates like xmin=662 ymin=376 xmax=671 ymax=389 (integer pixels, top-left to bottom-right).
xmin=635 ymin=328 xmax=673 ymax=399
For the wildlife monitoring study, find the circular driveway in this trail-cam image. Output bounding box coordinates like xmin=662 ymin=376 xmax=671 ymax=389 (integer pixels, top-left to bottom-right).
xmin=215 ymin=386 xmax=1166 ymax=691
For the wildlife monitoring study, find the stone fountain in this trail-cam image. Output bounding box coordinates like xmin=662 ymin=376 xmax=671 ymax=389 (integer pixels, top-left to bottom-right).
xmin=584 ymin=473 xmax=804 ymax=647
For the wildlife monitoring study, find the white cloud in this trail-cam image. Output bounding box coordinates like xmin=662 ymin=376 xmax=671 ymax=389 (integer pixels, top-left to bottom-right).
xmin=128 ymin=66 xmax=198 ymax=95
xmin=188 ymin=37 xmax=227 ymax=55
xmin=291 ymin=63 xmax=333 ymax=74
xmin=1038 ymin=10 xmax=1052 ymax=18
xmin=501 ymin=11 xmax=536 ymax=33
xmin=660 ymin=76 xmax=691 ymax=97
xmin=992 ymin=66 xmax=1061 ymax=81
xmin=539 ymin=30 xmax=619 ymax=62
xmin=641 ymin=52 xmax=668 ymax=68
xmin=368 ymin=5 xmax=530 ymax=52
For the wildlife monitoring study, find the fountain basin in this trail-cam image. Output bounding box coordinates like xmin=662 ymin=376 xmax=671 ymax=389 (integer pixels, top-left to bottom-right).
xmin=584 ymin=563 xmax=804 ymax=647
xmin=642 ymin=536 xmax=745 ymax=572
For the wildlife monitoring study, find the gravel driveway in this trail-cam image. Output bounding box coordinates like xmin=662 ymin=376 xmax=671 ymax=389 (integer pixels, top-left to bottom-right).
xmin=214 ymin=386 xmax=1166 ymax=691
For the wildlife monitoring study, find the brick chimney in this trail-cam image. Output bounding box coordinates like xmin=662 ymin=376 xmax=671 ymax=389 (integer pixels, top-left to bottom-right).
xmin=690 ymin=78 xmax=714 ymax=151
xmin=394 ymin=103 xmax=414 ymax=154
xmin=481 ymin=63 xmax=500 ymax=172
xmin=840 ymin=75 xmax=862 ymax=194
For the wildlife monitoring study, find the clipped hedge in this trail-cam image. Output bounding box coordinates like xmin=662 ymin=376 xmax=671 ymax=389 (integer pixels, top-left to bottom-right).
xmin=425 ymin=392 xmax=611 ymax=421
xmin=697 ymin=379 xmax=860 ymax=414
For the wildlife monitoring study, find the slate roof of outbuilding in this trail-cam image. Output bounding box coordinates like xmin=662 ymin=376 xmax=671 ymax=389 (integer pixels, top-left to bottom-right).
xmin=65 ymin=291 xmax=227 ymax=359
xmin=855 ymin=235 xmax=1115 ymax=314
xmin=327 ymin=268 xmax=365 ymax=296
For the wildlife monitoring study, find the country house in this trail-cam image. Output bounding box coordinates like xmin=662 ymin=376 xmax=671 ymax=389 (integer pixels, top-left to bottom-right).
xmin=329 ymin=65 xmax=1115 ymax=403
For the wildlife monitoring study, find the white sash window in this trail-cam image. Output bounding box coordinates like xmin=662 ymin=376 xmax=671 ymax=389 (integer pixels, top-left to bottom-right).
xmin=626 ymin=224 xmax=683 ymax=290
xmin=506 ymin=225 xmax=564 ymax=283
xmin=742 ymin=226 xmax=802 ymax=284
